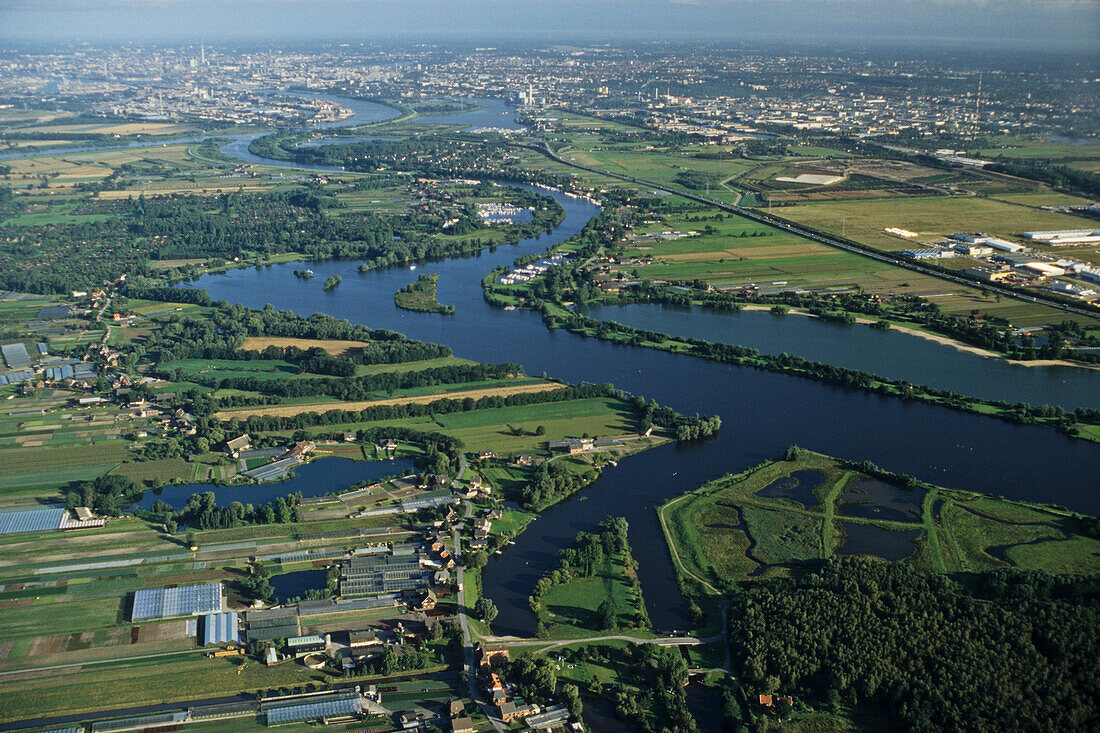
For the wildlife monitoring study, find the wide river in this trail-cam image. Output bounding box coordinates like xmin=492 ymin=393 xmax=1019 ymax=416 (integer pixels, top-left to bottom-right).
xmin=178 ymin=98 xmax=1100 ymax=638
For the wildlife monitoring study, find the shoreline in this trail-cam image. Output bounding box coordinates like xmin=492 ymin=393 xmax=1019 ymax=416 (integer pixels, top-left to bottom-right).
xmin=739 ymin=304 xmax=1100 ymax=372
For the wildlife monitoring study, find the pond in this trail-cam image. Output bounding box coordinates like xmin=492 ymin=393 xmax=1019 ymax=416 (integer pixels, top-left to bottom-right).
xmin=836 ymin=523 xmax=922 ymax=561
xmin=134 ymin=457 xmax=415 ymax=511
xmin=757 ymin=469 xmax=825 ymax=508
xmin=270 ymin=569 xmax=328 ymax=604
xmin=838 ymin=478 xmax=925 ymax=523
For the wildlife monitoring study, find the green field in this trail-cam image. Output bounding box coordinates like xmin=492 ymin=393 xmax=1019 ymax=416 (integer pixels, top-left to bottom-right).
xmin=660 ymin=450 xmax=1100 ymax=593
xmin=539 ymin=549 xmax=645 ymax=638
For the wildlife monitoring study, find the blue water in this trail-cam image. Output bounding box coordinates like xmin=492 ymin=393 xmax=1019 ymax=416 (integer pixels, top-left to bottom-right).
xmin=577 ymin=302 xmax=1100 ymax=410
xmin=271 ymin=569 xmax=327 ymax=603
xmin=415 ymin=98 xmax=526 ymax=131
xmin=187 ymin=183 xmax=1100 ymax=635
xmin=134 ymin=457 xmax=415 ymax=511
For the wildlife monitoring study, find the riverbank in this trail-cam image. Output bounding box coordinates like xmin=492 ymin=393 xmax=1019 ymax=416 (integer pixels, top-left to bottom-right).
xmin=541 ymin=307 xmax=1100 ymax=442
xmin=738 ymin=304 xmax=1100 ymax=371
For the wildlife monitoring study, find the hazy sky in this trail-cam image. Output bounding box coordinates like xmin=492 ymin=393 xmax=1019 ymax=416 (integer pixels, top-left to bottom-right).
xmin=2 ymin=0 xmax=1098 ymax=48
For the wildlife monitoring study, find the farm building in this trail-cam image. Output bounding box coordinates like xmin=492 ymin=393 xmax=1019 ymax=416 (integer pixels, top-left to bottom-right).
xmin=0 ymin=505 xmax=68 ymax=535
xmin=244 ymin=607 xmax=301 ymax=642
xmin=261 ymin=691 xmax=362 ymax=726
xmin=90 ymin=712 xmax=190 ymax=732
xmin=286 ymin=635 xmax=327 ymax=655
xmin=131 ymin=582 xmax=222 ymax=621
xmin=202 ymin=612 xmax=240 ymax=646
xmin=1 ymin=342 xmax=32 ymax=369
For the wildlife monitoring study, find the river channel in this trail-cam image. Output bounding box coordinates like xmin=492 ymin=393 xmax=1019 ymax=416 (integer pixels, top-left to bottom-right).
xmin=177 ymin=97 xmax=1100 ymax=639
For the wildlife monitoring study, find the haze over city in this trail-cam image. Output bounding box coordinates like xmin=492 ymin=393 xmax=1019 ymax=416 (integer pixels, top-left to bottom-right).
xmin=3 ymin=0 xmax=1100 ymax=46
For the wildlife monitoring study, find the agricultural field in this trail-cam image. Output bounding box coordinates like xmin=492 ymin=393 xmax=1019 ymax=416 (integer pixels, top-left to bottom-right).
xmin=214 ymin=380 xmax=566 ymax=420
xmin=659 ymin=450 xmax=1100 ymax=592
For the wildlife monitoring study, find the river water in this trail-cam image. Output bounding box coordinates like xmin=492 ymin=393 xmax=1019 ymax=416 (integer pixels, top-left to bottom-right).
xmin=577 ymin=303 xmax=1100 ymax=409
xmin=178 ymin=97 xmax=1099 ymax=638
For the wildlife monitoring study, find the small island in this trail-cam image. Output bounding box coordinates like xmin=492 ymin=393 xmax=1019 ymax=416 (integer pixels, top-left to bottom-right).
xmin=293 ymin=268 xmax=314 ymax=279
xmin=322 ymin=274 xmax=342 ymax=291
xmin=395 ymin=273 xmax=454 ymax=314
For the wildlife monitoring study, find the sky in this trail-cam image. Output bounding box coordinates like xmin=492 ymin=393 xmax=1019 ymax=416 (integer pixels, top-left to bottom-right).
xmin=1 ymin=0 xmax=1098 ymax=48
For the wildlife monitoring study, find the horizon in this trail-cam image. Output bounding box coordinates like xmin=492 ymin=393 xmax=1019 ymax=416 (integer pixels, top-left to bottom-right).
xmin=3 ymin=0 xmax=1099 ymax=49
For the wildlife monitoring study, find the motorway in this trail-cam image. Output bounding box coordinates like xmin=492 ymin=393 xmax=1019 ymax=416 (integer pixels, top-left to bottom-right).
xmin=531 ymin=142 xmax=1099 ymax=322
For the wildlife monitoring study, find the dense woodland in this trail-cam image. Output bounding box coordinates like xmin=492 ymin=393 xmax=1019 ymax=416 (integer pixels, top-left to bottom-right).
xmin=728 ymin=558 xmax=1099 ymax=732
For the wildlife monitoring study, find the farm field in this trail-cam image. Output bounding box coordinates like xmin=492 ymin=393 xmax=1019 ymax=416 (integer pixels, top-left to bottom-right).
xmin=624 ymin=210 xmax=961 ymax=296
xmin=778 ymin=195 xmax=1099 ymax=254
xmin=659 ymin=450 xmax=1100 ymax=592
xmin=214 ymin=379 xmax=567 ymax=419
xmin=282 ymin=396 xmax=644 ymax=455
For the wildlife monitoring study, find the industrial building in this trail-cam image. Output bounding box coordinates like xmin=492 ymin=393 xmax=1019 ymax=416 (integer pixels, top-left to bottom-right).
xmin=131 ymin=582 xmax=222 ymax=621
xmin=950 ymin=232 xmax=1026 ymax=253
xmin=1022 ymin=229 xmax=1100 ymax=246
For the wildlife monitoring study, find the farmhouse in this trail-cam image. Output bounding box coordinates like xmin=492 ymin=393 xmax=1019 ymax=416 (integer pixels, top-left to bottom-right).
xmin=225 ymin=434 xmax=251 ymax=457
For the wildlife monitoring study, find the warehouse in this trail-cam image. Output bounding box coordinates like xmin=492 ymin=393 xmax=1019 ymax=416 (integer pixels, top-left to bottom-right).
xmin=202 ymin=612 xmax=240 ymax=646
xmin=1022 ymin=229 xmax=1100 ymax=246
xmin=131 ymin=582 xmax=222 ymax=621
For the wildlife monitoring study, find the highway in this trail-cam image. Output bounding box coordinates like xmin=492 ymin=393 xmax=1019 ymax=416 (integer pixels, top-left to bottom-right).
xmin=528 ymin=142 xmax=1099 ymax=322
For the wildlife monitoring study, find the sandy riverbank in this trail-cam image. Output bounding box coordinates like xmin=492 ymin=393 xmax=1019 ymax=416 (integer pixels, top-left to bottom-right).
xmin=740 ymin=304 xmax=1100 ymax=372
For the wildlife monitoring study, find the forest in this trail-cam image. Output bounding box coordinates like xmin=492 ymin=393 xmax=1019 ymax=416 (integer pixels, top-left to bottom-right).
xmin=727 ymin=557 xmax=1099 ymax=732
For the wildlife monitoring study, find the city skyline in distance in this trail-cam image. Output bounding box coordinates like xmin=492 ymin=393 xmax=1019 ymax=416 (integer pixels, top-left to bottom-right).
xmin=3 ymin=0 xmax=1099 ymax=49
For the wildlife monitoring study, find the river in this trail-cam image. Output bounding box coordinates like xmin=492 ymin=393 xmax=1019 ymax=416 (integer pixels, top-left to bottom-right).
xmin=187 ymin=177 xmax=1100 ymax=640
xmin=577 ymin=302 xmax=1100 ymax=409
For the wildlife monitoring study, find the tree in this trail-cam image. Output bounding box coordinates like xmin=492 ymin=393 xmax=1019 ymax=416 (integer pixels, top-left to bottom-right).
xmin=474 ymin=597 xmax=498 ymax=624
xmin=598 ymin=599 xmax=617 ymax=631
xmin=561 ymin=683 xmax=583 ymax=719
xmin=469 ymin=550 xmax=488 ymax=569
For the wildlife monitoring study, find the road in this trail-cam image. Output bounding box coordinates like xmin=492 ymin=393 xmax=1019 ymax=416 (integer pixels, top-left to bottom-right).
xmin=529 ymin=142 xmax=1099 ymax=321
xmin=453 ymin=507 xmax=507 ymax=731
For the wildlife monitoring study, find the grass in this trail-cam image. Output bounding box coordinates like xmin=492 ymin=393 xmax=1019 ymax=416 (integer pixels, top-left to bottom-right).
xmin=394 ymin=273 xmax=454 ymax=314
xmin=659 ymin=450 xmax=1099 ymax=593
